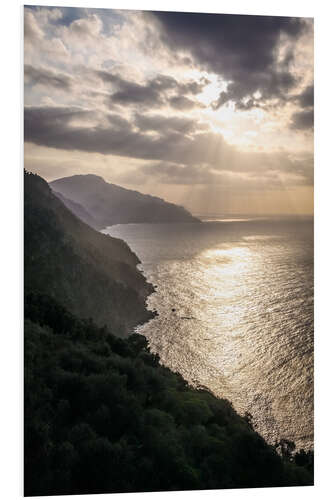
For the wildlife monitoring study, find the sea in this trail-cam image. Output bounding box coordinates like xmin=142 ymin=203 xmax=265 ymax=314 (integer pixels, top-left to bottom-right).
xmin=103 ymin=216 xmax=314 ymax=450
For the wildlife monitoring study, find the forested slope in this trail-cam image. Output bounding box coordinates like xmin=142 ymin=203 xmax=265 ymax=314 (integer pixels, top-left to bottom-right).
xmin=25 ymin=171 xmax=153 ymax=335
xmin=25 ymin=293 xmax=313 ymax=496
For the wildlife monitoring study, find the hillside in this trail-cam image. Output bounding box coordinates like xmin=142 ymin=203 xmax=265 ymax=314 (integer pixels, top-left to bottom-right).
xmin=53 ymin=190 xmax=102 ymax=230
xmin=50 ymin=174 xmax=200 ymax=228
xmin=24 ymin=170 xmax=153 ymax=335
xmin=25 ymin=293 xmax=313 ymax=496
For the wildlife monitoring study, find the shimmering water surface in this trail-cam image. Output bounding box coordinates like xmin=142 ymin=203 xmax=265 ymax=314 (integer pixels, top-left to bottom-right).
xmin=104 ymin=217 xmax=313 ymax=450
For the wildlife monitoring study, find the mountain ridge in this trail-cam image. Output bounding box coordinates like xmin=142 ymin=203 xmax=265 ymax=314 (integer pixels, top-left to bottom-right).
xmin=50 ymin=174 xmax=200 ymax=228
xmin=52 ymin=189 xmax=102 ymax=229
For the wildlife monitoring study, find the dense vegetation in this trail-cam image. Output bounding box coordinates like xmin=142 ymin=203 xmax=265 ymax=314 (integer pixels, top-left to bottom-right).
xmin=25 ymin=171 xmax=153 ymax=336
xmin=24 ymin=170 xmax=313 ymax=496
xmin=50 ymin=173 xmax=200 ymax=227
xmin=25 ymin=292 xmax=313 ymax=496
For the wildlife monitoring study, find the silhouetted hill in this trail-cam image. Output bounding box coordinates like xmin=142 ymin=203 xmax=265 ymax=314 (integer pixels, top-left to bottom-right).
xmin=50 ymin=174 xmax=200 ymax=227
xmin=53 ymin=190 xmax=102 ymax=230
xmin=24 ymin=170 xmax=153 ymax=335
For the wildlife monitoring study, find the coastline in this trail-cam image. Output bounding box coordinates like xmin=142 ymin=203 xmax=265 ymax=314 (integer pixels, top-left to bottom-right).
xmin=111 ymin=221 xmax=314 ymax=454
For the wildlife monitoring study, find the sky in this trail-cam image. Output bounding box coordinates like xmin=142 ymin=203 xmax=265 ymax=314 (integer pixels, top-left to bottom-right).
xmin=24 ymin=5 xmax=314 ymax=215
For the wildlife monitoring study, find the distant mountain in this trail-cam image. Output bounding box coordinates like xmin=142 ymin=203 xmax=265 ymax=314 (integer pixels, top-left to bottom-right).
xmin=53 ymin=190 xmax=102 ymax=230
xmin=50 ymin=174 xmax=200 ymax=228
xmin=25 ymin=170 xmax=153 ymax=335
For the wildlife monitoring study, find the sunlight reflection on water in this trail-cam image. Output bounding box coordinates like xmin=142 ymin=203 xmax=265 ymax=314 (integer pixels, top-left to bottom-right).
xmin=104 ymin=219 xmax=313 ymax=450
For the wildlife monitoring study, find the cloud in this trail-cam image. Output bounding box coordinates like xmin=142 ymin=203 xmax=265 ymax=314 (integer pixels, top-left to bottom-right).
xmin=64 ymin=13 xmax=103 ymax=41
xmin=24 ymin=8 xmax=70 ymax=62
xmin=289 ymin=84 xmax=314 ymax=130
xmin=150 ymin=11 xmax=310 ymax=108
xmin=24 ymin=9 xmax=44 ymax=43
xmin=94 ymin=70 xmax=209 ymax=109
xmin=24 ymin=105 xmax=226 ymax=165
xmin=97 ymin=71 xmax=165 ymax=107
xmin=24 ymin=105 xmax=313 ymax=188
xmin=168 ymin=95 xmax=204 ymax=110
xmin=234 ymin=98 xmax=262 ymax=111
xmin=133 ymin=113 xmax=206 ymax=134
xmin=136 ymin=162 xmax=222 ymax=185
xmin=296 ymin=84 xmax=314 ymax=108
xmin=176 ymin=78 xmax=211 ymax=95
xmin=212 ymin=69 xmax=297 ymax=110
xmin=290 ymin=109 xmax=314 ymax=130
xmin=24 ymin=64 xmax=73 ymax=91
xmin=118 ymin=159 xmax=312 ymax=191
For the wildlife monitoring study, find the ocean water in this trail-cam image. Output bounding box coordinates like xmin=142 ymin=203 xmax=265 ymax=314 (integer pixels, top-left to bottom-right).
xmin=104 ymin=217 xmax=314 ymax=450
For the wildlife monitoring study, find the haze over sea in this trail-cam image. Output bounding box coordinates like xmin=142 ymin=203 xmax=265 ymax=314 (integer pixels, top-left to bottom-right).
xmin=104 ymin=216 xmax=313 ymax=450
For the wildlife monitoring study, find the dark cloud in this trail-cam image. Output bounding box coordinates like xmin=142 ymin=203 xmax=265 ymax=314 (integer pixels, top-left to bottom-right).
xmin=288 ymin=83 xmax=314 ymax=130
xmin=235 ymin=98 xmax=262 ymax=111
xmin=150 ymin=11 xmax=309 ymax=108
xmin=148 ymin=74 xmax=179 ymax=91
xmin=24 ymin=64 xmax=73 ymax=91
xmin=24 ymin=106 xmax=98 ymax=138
xmin=295 ymin=84 xmax=314 ymax=108
xmin=95 ymin=71 xmax=168 ymax=107
xmin=24 ymin=105 xmax=231 ymax=166
xmin=290 ymin=109 xmax=314 ymax=130
xmin=177 ymin=77 xmax=210 ymax=95
xmin=168 ymin=95 xmax=204 ymax=110
xmin=133 ymin=113 xmax=204 ymax=134
xmin=112 ymin=84 xmax=162 ymax=107
xmin=212 ymin=68 xmax=297 ymax=110
xmin=105 ymin=113 xmax=131 ymax=129
xmin=95 ymin=70 xmax=208 ymax=109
